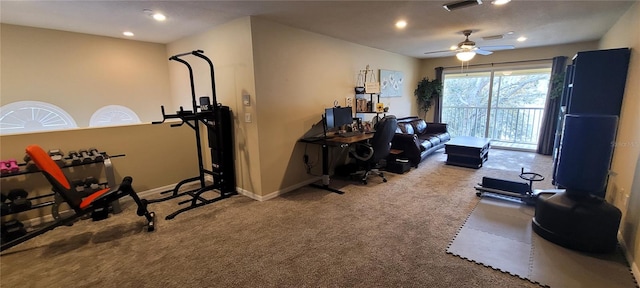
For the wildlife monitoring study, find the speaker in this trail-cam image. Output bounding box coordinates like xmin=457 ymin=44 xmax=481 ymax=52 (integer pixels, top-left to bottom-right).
xmin=555 ymin=114 xmax=617 ymax=198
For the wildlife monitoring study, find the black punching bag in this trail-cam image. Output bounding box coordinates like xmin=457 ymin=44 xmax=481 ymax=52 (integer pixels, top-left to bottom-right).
xmin=533 ymin=114 xmax=622 ymax=253
xmin=555 ymin=114 xmax=618 ymax=198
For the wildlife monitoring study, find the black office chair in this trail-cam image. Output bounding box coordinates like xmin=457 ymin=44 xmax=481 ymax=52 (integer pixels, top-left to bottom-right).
xmin=350 ymin=115 xmax=398 ymax=184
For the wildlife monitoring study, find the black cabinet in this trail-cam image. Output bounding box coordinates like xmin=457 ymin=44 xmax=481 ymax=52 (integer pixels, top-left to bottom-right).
xmin=552 ymin=48 xmax=631 ymax=191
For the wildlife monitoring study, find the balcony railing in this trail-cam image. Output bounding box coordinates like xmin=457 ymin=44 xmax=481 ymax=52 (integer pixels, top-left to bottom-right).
xmin=442 ymin=106 xmax=545 ymax=146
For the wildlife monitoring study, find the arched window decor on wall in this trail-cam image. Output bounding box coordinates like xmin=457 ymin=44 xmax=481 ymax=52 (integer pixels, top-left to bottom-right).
xmin=89 ymin=105 xmax=141 ymax=127
xmin=0 ymin=101 xmax=78 ymax=135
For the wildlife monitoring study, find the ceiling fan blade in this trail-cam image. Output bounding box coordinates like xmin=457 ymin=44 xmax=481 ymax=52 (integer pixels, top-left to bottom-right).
xmin=424 ymin=49 xmax=453 ymax=55
xmin=478 ymin=45 xmax=515 ymax=51
xmin=475 ymin=49 xmax=493 ymax=56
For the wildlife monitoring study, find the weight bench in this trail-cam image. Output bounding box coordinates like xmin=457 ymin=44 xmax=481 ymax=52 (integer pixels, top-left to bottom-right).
xmin=0 ymin=145 xmax=156 ymax=252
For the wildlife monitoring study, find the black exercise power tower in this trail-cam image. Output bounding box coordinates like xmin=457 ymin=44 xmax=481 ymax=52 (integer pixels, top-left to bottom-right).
xmin=151 ymin=50 xmax=237 ymax=220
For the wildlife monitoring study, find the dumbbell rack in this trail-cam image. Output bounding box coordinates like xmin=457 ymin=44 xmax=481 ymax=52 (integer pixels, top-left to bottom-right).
xmin=150 ymin=50 xmax=237 ymax=220
xmin=0 ymin=153 xmax=125 ymax=219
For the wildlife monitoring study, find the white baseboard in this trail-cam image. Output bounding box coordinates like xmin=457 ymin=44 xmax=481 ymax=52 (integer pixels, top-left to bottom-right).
xmin=136 ymin=183 xmax=183 ymax=198
xmin=237 ymin=177 xmax=321 ymax=201
xmin=204 ymin=175 xmax=320 ymax=201
xmin=618 ymin=232 xmax=640 ymax=283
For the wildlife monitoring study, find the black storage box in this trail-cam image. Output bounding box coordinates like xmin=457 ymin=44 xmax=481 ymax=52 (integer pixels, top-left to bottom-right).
xmin=386 ymin=159 xmax=411 ymax=174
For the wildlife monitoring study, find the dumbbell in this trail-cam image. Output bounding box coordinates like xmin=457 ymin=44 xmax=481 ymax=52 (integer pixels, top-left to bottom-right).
xmin=6 ymin=159 xmax=19 ymax=173
xmin=1 ymin=193 xmax=10 ymax=215
xmin=88 ymin=148 xmax=104 ymax=162
xmin=7 ymin=189 xmax=31 ymax=213
xmin=71 ymin=179 xmax=86 ymax=193
xmin=79 ymin=150 xmax=93 ymax=163
xmin=23 ymin=155 xmax=38 ymax=172
xmin=84 ymin=177 xmax=101 ymax=192
xmin=48 ymin=149 xmax=66 ymax=167
xmin=1 ymin=219 xmax=27 ymax=242
xmin=67 ymin=151 xmax=82 ymax=165
xmin=0 ymin=159 xmax=19 ymax=174
xmin=0 ymin=161 xmax=9 ymax=174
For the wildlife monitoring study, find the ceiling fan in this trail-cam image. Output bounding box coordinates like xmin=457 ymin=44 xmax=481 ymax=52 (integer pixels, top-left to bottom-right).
xmin=424 ymin=30 xmax=515 ymax=61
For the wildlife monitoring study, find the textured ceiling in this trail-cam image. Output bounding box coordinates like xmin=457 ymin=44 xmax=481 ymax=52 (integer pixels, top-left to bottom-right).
xmin=0 ymin=1 xmax=636 ymax=59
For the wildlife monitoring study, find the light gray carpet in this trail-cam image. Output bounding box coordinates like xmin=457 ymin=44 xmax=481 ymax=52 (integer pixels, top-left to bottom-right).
xmin=0 ymin=149 xmax=631 ymax=287
xmin=447 ymin=197 xmax=638 ymax=288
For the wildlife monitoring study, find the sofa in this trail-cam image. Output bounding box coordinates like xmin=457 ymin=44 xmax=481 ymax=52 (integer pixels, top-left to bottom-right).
xmin=390 ymin=116 xmax=450 ymax=167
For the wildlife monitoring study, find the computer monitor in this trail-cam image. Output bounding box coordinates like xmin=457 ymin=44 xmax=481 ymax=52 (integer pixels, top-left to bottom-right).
xmin=324 ymin=107 xmax=353 ymax=129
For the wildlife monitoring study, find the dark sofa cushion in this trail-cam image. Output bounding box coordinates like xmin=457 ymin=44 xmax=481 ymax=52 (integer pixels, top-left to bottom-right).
xmin=397 ymin=122 xmax=414 ymax=134
xmin=422 ymin=134 xmax=441 ymax=146
xmin=418 ymin=140 xmax=432 ymax=151
xmin=410 ymin=119 xmax=428 ymax=135
xmin=437 ymin=133 xmax=451 ymax=142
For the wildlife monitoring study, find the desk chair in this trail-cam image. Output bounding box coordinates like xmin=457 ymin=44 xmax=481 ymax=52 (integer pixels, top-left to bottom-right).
xmin=0 ymin=145 xmax=156 ymax=252
xmin=350 ymin=115 xmax=398 ymax=184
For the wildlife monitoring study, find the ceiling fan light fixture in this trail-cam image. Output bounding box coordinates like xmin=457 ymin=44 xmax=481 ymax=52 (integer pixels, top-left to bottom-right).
xmin=443 ymin=0 xmax=483 ymax=11
xmin=456 ymin=51 xmax=476 ymax=61
xmin=143 ymin=9 xmax=166 ymax=22
xmin=491 ymin=0 xmax=511 ymax=5
xmin=395 ymin=20 xmax=407 ymax=29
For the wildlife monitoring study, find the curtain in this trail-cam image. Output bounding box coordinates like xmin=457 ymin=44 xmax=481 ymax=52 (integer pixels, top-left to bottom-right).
xmin=536 ymin=56 xmax=568 ymax=155
xmin=434 ymin=67 xmax=444 ymax=122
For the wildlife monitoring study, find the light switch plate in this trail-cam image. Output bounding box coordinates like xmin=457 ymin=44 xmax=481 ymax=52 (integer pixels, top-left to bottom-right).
xmin=243 ymin=93 xmax=251 ymax=106
xmin=345 ymin=97 xmax=353 ymax=107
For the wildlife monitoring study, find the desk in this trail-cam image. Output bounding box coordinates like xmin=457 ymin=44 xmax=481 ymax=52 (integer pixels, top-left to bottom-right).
xmin=300 ymin=133 xmax=374 ymax=194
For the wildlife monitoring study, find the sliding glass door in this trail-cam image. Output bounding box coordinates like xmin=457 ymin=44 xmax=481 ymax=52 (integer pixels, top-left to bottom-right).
xmin=442 ymin=66 xmax=551 ymax=150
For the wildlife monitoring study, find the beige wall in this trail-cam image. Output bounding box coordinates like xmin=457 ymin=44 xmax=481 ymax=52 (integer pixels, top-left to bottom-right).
xmin=419 ymin=41 xmax=599 ymax=121
xmin=249 ymin=16 xmax=421 ymax=196
xmin=165 ymin=17 xmax=262 ymax=197
xmin=599 ymin=0 xmax=640 ymax=277
xmin=0 ymin=24 xmax=172 ymax=127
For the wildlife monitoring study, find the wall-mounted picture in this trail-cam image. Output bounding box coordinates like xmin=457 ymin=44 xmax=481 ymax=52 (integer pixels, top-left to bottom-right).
xmin=380 ymin=69 xmax=404 ymax=97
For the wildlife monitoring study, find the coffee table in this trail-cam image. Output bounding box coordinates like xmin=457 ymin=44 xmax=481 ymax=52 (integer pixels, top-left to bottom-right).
xmin=445 ymin=136 xmax=491 ymax=168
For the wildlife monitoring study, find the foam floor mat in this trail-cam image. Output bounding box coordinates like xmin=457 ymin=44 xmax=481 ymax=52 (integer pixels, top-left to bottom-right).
xmin=447 ymin=197 xmax=638 ymax=288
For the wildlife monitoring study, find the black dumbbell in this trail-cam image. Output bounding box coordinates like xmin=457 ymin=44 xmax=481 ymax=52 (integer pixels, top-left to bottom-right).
xmin=1 ymin=193 xmax=10 ymax=216
xmin=79 ymin=150 xmax=93 ymax=163
xmin=48 ymin=149 xmax=66 ymax=167
xmin=7 ymin=189 xmax=31 ymax=212
xmin=71 ymin=179 xmax=86 ymax=192
xmin=88 ymin=148 xmax=104 ymax=162
xmin=84 ymin=177 xmax=101 ymax=192
xmin=1 ymin=220 xmax=27 ymax=241
xmin=23 ymin=154 xmax=38 ymax=172
xmin=67 ymin=151 xmax=82 ymax=165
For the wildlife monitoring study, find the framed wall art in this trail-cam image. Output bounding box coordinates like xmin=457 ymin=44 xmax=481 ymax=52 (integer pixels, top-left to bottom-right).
xmin=380 ymin=69 xmax=404 ymax=97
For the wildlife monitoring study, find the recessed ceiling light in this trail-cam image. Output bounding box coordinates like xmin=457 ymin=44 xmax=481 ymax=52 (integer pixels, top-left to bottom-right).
xmin=517 ymin=36 xmax=527 ymax=42
xmin=123 ymin=31 xmax=134 ymax=37
xmin=395 ymin=20 xmax=407 ymax=29
xmin=143 ymin=9 xmax=166 ymax=22
xmin=153 ymin=13 xmax=166 ymax=21
xmin=492 ymin=0 xmax=511 ymax=5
